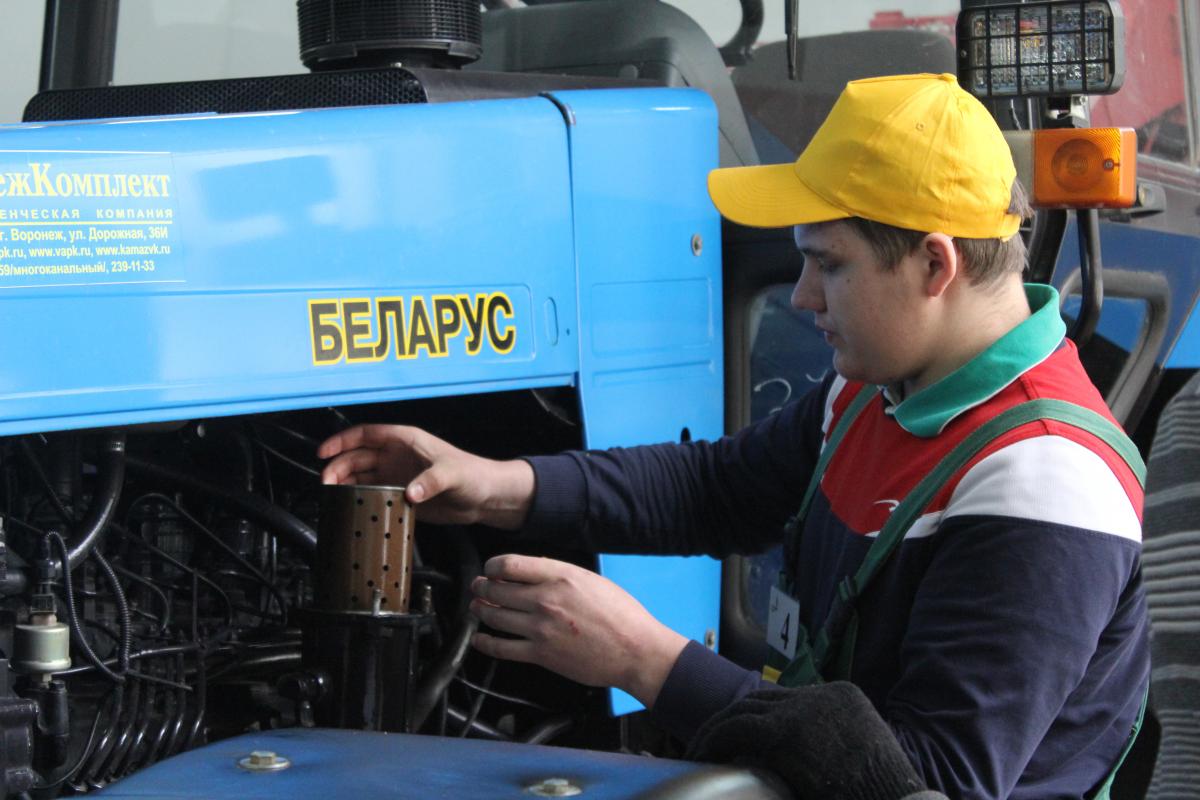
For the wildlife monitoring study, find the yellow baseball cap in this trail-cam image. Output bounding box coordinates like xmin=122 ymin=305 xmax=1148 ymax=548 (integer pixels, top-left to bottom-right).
xmin=708 ymin=73 xmax=1021 ymax=238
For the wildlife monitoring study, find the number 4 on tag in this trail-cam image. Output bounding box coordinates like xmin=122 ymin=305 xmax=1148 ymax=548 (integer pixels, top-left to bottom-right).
xmin=767 ymin=585 xmax=800 ymax=659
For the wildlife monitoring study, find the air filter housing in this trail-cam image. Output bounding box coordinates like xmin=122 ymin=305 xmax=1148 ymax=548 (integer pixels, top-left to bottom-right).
xmin=298 ymin=0 xmax=482 ymax=70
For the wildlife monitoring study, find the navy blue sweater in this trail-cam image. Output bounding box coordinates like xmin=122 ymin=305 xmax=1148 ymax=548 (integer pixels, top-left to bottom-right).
xmin=522 ymin=291 xmax=1149 ymax=800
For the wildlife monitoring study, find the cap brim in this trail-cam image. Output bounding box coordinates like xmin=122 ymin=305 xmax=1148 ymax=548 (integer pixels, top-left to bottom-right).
xmin=707 ymin=162 xmax=850 ymax=228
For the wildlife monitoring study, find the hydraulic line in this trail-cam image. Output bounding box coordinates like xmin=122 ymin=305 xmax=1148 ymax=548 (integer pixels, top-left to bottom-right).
xmin=1068 ymin=209 xmax=1104 ymax=347
xmin=410 ymin=528 xmax=480 ymax=730
xmin=125 ymin=454 xmax=318 ymax=558
xmin=68 ymin=432 xmax=126 ymax=570
xmin=47 ymin=531 xmax=125 ymax=684
xmin=521 ymin=715 xmax=574 ymax=746
xmin=19 ymin=432 xmax=127 ymax=571
xmin=445 ymin=705 xmax=508 ymax=740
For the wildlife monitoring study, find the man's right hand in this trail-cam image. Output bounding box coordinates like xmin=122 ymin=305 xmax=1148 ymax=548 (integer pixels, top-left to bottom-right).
xmin=317 ymin=425 xmax=536 ymax=530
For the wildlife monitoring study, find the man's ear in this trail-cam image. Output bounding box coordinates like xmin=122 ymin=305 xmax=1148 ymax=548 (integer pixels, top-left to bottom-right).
xmin=919 ymin=233 xmax=958 ymax=298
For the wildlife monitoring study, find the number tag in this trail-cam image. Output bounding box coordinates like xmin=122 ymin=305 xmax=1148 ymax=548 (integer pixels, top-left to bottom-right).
xmin=767 ymin=585 xmax=800 ymax=659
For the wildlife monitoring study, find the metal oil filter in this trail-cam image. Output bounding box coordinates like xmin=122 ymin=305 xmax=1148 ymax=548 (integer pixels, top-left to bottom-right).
xmin=315 ymin=484 xmax=415 ymax=613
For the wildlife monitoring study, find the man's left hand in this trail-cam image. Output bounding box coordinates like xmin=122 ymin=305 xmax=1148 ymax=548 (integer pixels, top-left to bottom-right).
xmin=470 ymin=554 xmax=689 ymax=708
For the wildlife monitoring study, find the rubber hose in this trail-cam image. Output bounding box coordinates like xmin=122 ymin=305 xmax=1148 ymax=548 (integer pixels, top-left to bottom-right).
xmin=66 ymin=432 xmax=126 ymax=572
xmin=410 ymin=528 xmax=480 ymax=730
xmin=124 ymin=454 xmax=317 ymax=558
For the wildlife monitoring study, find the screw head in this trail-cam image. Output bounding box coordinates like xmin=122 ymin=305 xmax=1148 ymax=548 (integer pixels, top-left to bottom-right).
xmin=238 ymin=750 xmax=291 ymax=772
xmin=691 ymin=234 xmax=703 ymax=257
xmin=527 ymin=777 xmax=582 ymax=796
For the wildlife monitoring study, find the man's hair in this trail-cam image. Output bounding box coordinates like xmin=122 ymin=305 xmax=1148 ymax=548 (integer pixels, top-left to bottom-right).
xmin=835 ymin=180 xmax=1034 ymax=288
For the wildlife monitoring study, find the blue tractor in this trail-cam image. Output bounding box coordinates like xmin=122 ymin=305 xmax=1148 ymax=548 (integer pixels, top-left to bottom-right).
xmin=0 ymin=0 xmax=1195 ymax=797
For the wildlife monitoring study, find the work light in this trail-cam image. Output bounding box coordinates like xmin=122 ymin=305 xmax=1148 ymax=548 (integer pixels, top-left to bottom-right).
xmin=957 ymin=0 xmax=1125 ymax=98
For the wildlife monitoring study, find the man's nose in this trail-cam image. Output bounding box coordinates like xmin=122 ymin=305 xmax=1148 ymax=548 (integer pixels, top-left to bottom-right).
xmin=791 ymin=263 xmax=824 ymax=312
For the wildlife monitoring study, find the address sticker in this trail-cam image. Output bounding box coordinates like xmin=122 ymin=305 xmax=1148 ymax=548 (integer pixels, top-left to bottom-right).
xmin=0 ymin=152 xmax=181 ymax=290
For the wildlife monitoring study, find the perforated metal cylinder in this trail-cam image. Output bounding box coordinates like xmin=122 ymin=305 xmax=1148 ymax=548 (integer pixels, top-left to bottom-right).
xmin=316 ymin=484 xmax=415 ymax=613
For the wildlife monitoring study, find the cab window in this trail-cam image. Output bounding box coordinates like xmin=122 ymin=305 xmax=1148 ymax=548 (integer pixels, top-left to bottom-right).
xmin=1090 ymin=0 xmax=1195 ymax=165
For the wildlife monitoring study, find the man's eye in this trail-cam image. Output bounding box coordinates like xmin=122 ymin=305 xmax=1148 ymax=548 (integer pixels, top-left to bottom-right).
xmin=818 ymin=259 xmax=839 ymax=273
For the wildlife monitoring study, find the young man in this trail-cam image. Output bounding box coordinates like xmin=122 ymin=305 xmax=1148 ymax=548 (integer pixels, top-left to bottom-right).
xmin=319 ymin=74 xmax=1148 ymax=799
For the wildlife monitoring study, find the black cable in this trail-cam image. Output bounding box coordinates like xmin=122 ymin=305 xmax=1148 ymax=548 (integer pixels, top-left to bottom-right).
xmin=55 ymin=643 xmax=207 ymax=677
xmin=411 ymin=528 xmax=481 ymax=730
xmin=79 ymin=684 xmax=125 ymax=789
xmin=35 ymin=685 xmax=117 ymax=790
xmin=129 ymin=493 xmax=288 ymax=626
xmin=164 ymin=652 xmax=189 ymax=757
xmin=115 ymin=677 xmax=158 ymax=779
xmin=444 ymin=705 xmax=509 ymax=741
xmin=453 ymin=674 xmax=552 ymax=712
xmin=186 ymin=649 xmax=207 ymax=748
xmin=459 ymin=659 xmax=496 ymax=738
xmin=254 ymin=437 xmax=321 ymax=478
xmin=260 ymin=421 xmax=321 ymax=450
xmin=124 ymin=454 xmax=317 ymax=557
xmin=17 ymin=440 xmax=75 ymax=524
xmin=327 ymin=406 xmax=354 ymax=428
xmin=145 ymin=658 xmax=179 ymax=767
xmin=112 ymin=562 xmax=171 ymax=634
xmin=92 ymin=549 xmax=132 ymax=674
xmin=207 ymin=649 xmax=300 ymax=681
xmin=22 ymin=433 xmax=128 ymax=570
xmin=520 ymin=715 xmax=574 ymax=746
xmin=95 ymin=677 xmax=142 ymax=784
xmin=47 ymin=531 xmax=125 ymax=684
xmin=109 ymin=523 xmax=235 ymax=629
xmin=66 ymin=432 xmax=126 ymax=571
xmin=1068 ymin=208 xmax=1104 ymax=347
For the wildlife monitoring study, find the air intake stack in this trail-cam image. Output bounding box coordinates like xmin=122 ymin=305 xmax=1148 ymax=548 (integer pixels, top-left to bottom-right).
xmin=298 ymin=0 xmax=482 ymax=70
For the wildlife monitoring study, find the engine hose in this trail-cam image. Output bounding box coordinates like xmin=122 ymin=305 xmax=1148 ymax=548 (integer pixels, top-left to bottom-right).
xmin=145 ymin=663 xmax=177 ymax=766
xmin=47 ymin=531 xmax=125 ymax=684
xmin=79 ymin=684 xmax=125 ymax=789
xmin=521 ymin=715 xmax=574 ymax=746
xmin=92 ymin=550 xmax=132 ymax=674
xmin=115 ymin=679 xmax=157 ymax=779
xmin=94 ymin=677 xmax=142 ymax=785
xmin=410 ymin=528 xmax=481 ymax=730
xmin=67 ymin=432 xmax=126 ymax=571
xmin=186 ymin=652 xmax=207 ymax=749
xmin=445 ymin=705 xmax=508 ymax=740
xmin=164 ymin=653 xmax=189 ymax=756
xmin=124 ymin=455 xmax=318 ymax=559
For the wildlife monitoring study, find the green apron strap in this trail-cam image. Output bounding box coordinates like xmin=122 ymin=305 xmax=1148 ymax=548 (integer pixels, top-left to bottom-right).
xmin=832 ymin=398 xmax=1146 ymax=625
xmin=1089 ymin=686 xmax=1148 ymax=800
xmin=776 ymin=397 xmax=1144 ymax=688
xmin=782 ymin=384 xmax=878 ymax=576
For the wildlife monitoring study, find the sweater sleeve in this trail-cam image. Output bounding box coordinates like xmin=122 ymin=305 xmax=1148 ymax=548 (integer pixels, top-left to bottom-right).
xmin=883 ymin=515 xmax=1148 ymax=799
xmin=651 ymin=640 xmax=769 ymax=741
xmin=518 ymin=377 xmax=832 ymax=557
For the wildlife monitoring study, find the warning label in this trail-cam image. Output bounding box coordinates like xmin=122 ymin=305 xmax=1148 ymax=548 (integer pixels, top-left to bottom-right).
xmin=0 ymin=153 xmax=181 ymax=289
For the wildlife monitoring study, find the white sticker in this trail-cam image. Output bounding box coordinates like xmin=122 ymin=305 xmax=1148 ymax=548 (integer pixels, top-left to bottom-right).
xmin=766 ymin=585 xmax=800 ymax=659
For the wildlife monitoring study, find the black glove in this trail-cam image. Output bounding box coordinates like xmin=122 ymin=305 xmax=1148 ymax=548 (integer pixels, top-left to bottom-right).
xmin=686 ymin=682 xmax=940 ymax=800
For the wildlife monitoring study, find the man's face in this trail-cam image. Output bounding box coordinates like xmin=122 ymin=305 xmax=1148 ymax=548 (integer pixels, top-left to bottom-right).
xmin=791 ymin=222 xmax=932 ymax=387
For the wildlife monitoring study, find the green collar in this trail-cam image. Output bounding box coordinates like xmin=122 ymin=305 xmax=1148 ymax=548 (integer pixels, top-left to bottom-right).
xmin=886 ymin=284 xmax=1065 ymax=437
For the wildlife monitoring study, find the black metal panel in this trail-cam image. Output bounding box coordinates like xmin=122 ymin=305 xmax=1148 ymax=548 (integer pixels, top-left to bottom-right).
xmin=23 ymin=67 xmax=642 ymax=123
xmin=39 ymin=0 xmax=119 ymax=92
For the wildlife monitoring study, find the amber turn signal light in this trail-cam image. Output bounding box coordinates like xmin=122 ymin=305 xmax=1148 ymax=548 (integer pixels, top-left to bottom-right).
xmin=1006 ymin=127 xmax=1137 ymax=209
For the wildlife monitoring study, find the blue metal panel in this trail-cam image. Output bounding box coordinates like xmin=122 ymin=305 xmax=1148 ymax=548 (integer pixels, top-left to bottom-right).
xmin=1053 ymin=217 xmax=1200 ymax=369
xmin=93 ymin=728 xmax=710 ymax=799
xmin=547 ymin=88 xmax=724 ymax=714
xmin=1061 ymin=294 xmax=1149 ymax=351
xmin=0 ymin=98 xmax=578 ymax=433
xmin=1168 ymin=306 xmax=1200 ymax=367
